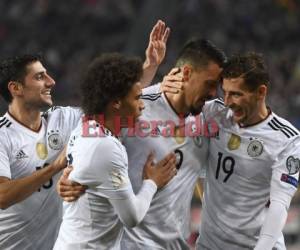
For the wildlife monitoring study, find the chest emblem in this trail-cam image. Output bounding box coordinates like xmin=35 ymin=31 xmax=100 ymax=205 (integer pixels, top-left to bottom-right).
xmin=227 ymin=134 xmax=241 ymax=150
xmin=36 ymin=143 xmax=48 ymax=160
xmin=48 ymin=130 xmax=64 ymax=150
xmin=247 ymin=139 xmax=263 ymax=157
xmin=174 ymin=126 xmax=185 ymax=144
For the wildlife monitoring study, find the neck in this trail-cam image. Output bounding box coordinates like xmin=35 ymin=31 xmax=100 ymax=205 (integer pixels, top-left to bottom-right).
xmin=97 ymin=112 xmax=121 ymax=137
xmin=8 ymin=102 xmax=42 ymax=131
xmin=164 ymin=92 xmax=189 ymax=117
xmin=241 ymin=104 xmax=270 ymax=127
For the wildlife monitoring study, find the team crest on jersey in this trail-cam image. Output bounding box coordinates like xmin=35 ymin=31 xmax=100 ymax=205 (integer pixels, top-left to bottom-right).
xmin=227 ymin=134 xmax=241 ymax=150
xmin=286 ymin=156 xmax=300 ymax=175
xmin=36 ymin=143 xmax=48 ymax=159
xmin=47 ymin=130 xmax=63 ymax=150
xmin=247 ymin=138 xmax=263 ymax=157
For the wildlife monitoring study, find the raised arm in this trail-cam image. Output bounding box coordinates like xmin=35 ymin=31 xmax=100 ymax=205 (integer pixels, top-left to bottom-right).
xmin=141 ymin=20 xmax=170 ymax=87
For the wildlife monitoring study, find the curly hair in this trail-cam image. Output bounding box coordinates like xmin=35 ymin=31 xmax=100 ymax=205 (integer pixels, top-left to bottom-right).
xmin=221 ymin=52 xmax=269 ymax=91
xmin=176 ymin=39 xmax=226 ymax=69
xmin=0 ymin=54 xmax=42 ymax=103
xmin=81 ymin=53 xmax=143 ymax=115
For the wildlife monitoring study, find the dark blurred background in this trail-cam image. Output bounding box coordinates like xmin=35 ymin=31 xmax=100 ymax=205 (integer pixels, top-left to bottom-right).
xmin=0 ymin=0 xmax=299 ymax=248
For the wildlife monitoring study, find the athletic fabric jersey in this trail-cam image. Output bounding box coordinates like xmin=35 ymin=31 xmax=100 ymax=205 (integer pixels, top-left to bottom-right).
xmin=0 ymin=106 xmax=81 ymax=250
xmin=197 ymin=99 xmax=300 ymax=250
xmin=54 ymin=121 xmax=157 ymax=250
xmin=121 ymin=86 xmax=208 ymax=250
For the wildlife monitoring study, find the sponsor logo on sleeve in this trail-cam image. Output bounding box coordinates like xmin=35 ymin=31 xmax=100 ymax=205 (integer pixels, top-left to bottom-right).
xmin=281 ymin=173 xmax=298 ymax=188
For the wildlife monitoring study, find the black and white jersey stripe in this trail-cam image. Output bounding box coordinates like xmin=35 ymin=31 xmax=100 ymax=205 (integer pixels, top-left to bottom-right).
xmin=141 ymin=93 xmax=162 ymax=101
xmin=268 ymin=117 xmax=299 ymax=138
xmin=0 ymin=117 xmax=12 ymax=128
xmin=215 ymin=98 xmax=225 ymax=106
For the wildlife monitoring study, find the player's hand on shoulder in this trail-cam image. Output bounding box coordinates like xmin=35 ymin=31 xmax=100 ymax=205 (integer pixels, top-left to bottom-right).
xmin=56 ymin=166 xmax=87 ymax=202
xmin=160 ymin=67 xmax=184 ymax=93
xmin=143 ymin=152 xmax=177 ymax=188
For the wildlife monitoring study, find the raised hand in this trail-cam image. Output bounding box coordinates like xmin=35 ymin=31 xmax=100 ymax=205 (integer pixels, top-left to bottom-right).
xmin=144 ymin=20 xmax=170 ymax=67
xmin=141 ymin=20 xmax=170 ymax=87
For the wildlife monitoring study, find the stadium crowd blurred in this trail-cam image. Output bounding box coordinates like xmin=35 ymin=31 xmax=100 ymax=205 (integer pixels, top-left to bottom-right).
xmin=0 ymin=0 xmax=299 ymax=248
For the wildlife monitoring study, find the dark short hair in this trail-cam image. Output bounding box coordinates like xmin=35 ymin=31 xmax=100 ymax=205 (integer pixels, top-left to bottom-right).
xmin=221 ymin=52 xmax=269 ymax=91
xmin=0 ymin=54 xmax=42 ymax=103
xmin=176 ymin=39 xmax=226 ymax=69
xmin=81 ymin=53 xmax=143 ymax=115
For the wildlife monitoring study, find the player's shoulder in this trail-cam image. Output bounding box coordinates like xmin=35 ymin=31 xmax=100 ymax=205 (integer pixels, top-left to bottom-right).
xmin=0 ymin=114 xmax=14 ymax=148
xmin=0 ymin=114 xmax=14 ymax=136
xmin=0 ymin=114 xmax=13 ymax=130
xmin=42 ymin=106 xmax=82 ymax=121
xmin=202 ymin=98 xmax=226 ymax=117
xmin=142 ymin=83 xmax=161 ymax=96
xmin=204 ymin=98 xmax=225 ymax=109
xmin=141 ymin=92 xmax=162 ymax=103
xmin=266 ymin=113 xmax=299 ymax=141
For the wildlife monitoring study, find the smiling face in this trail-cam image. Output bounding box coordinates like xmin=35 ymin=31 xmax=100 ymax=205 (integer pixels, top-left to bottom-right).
xmin=184 ymin=61 xmax=222 ymax=115
xmin=222 ymin=77 xmax=266 ymax=125
xmin=19 ymin=61 xmax=56 ymax=109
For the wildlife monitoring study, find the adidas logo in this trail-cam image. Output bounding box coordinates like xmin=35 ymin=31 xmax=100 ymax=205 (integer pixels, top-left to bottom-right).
xmin=16 ymin=150 xmax=28 ymax=160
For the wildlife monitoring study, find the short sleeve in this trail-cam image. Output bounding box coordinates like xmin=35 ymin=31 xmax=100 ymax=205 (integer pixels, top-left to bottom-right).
xmin=142 ymin=83 xmax=161 ymax=95
xmin=270 ymin=137 xmax=300 ymax=205
xmin=69 ymin=138 xmax=133 ymax=200
xmin=0 ymin=135 xmax=11 ymax=178
xmin=61 ymin=106 xmax=83 ymax=131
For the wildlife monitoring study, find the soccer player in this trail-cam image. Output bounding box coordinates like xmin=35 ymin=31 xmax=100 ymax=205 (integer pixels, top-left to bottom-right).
xmin=0 ymin=54 xmax=82 ymax=250
xmin=57 ymin=39 xmax=225 ymax=249
xmin=197 ymin=52 xmax=300 ymax=250
xmin=0 ymin=20 xmax=170 ymax=250
xmin=53 ymin=53 xmax=177 ymax=250
xmin=120 ymin=39 xmax=224 ymax=250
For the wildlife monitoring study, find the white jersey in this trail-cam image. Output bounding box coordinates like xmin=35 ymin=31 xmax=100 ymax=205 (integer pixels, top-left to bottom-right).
xmin=54 ymin=121 xmax=157 ymax=250
xmin=197 ymin=100 xmax=300 ymax=250
xmin=0 ymin=106 xmax=81 ymax=250
xmin=121 ymin=87 xmax=208 ymax=250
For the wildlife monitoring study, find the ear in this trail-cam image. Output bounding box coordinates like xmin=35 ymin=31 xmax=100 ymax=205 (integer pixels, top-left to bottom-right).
xmin=182 ymin=65 xmax=192 ymax=82
xmin=7 ymin=81 xmax=23 ymax=98
xmin=257 ymin=84 xmax=267 ymax=99
xmin=112 ymin=99 xmax=122 ymax=110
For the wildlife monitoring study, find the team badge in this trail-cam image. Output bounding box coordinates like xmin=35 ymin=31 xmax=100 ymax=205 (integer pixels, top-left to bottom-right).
xmin=36 ymin=143 xmax=48 ymax=159
xmin=193 ymin=136 xmax=203 ymax=148
xmin=47 ymin=130 xmax=63 ymax=150
xmin=247 ymin=139 xmax=263 ymax=157
xmin=227 ymin=134 xmax=241 ymax=150
xmin=174 ymin=126 xmax=185 ymax=144
xmin=110 ymin=170 xmax=128 ymax=189
xmin=286 ymin=156 xmax=300 ymax=175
